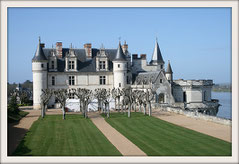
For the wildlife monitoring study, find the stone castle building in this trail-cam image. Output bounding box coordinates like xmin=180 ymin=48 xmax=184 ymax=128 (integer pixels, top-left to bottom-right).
xmin=32 ymin=38 xmax=219 ymax=115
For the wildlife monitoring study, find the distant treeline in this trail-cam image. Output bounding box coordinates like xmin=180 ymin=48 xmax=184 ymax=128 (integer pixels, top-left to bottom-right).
xmin=213 ymin=83 xmax=231 ymax=92
xmin=8 ymin=80 xmax=33 ymax=97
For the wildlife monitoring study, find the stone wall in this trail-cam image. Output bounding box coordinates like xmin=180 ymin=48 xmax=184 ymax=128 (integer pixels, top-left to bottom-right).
xmin=154 ymin=105 xmax=231 ymax=126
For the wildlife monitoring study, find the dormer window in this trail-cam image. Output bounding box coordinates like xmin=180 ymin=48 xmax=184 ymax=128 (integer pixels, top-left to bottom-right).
xmin=41 ymin=64 xmax=44 ymax=68
xmin=69 ymin=61 xmax=75 ymax=70
xmin=99 ymin=61 xmax=106 ymax=70
xmin=51 ymin=61 xmax=54 ymax=69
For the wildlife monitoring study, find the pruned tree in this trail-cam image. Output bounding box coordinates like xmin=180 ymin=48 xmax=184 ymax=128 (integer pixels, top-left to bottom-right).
xmin=121 ymin=87 xmax=133 ymax=118
xmin=82 ymin=88 xmax=93 ymax=118
xmin=71 ymin=88 xmax=84 ymax=113
xmin=145 ymin=89 xmax=154 ymax=116
xmin=94 ymin=88 xmax=104 ymax=112
xmin=40 ymin=89 xmax=53 ymax=118
xmin=138 ymin=90 xmax=145 ymax=113
xmin=54 ymin=89 xmax=69 ymax=120
xmin=111 ymin=88 xmax=122 ymax=111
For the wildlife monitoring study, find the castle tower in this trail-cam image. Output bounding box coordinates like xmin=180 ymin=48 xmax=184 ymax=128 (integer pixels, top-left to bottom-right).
xmin=113 ymin=42 xmax=127 ymax=88
xmin=165 ymin=60 xmax=173 ymax=83
xmin=32 ymin=38 xmax=48 ymax=110
xmin=149 ymin=38 xmax=165 ymax=71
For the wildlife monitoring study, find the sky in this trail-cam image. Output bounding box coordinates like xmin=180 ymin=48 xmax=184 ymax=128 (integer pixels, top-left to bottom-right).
xmin=8 ymin=7 xmax=231 ymax=84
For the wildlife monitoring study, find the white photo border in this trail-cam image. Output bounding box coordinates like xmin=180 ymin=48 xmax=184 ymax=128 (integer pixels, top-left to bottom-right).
xmin=1 ymin=0 xmax=238 ymax=163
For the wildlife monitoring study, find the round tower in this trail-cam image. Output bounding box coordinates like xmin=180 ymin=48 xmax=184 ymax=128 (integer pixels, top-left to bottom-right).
xmin=165 ymin=60 xmax=173 ymax=83
xmin=113 ymin=42 xmax=127 ymax=88
xmin=32 ymin=38 xmax=48 ymax=110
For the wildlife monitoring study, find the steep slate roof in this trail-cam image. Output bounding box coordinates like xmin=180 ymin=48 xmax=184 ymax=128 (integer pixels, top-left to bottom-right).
xmin=166 ymin=61 xmax=173 ymax=73
xmin=150 ymin=39 xmax=164 ymax=64
xmin=42 ymin=48 xmax=118 ymax=72
xmin=32 ymin=42 xmax=47 ymax=61
xmin=113 ymin=43 xmax=127 ymax=61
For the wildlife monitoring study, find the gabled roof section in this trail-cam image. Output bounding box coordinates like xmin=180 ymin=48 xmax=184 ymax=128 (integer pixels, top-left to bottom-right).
xmin=32 ymin=39 xmax=47 ymax=62
xmin=150 ymin=39 xmax=164 ymax=64
xmin=113 ymin=42 xmax=127 ymax=61
xmin=166 ymin=61 xmax=173 ymax=73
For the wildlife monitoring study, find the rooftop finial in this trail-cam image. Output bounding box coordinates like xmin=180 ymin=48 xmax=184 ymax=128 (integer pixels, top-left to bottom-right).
xmin=156 ymin=36 xmax=158 ymax=42
xmin=39 ymin=36 xmax=41 ymax=43
xmin=118 ymin=37 xmax=121 ymax=44
xmin=124 ymin=40 xmax=126 ymax=45
xmin=70 ymin=43 xmax=72 ymax=49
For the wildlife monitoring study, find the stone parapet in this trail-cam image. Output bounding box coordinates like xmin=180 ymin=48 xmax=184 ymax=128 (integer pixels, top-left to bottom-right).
xmin=154 ymin=106 xmax=231 ymax=126
xmin=173 ymin=79 xmax=213 ymax=86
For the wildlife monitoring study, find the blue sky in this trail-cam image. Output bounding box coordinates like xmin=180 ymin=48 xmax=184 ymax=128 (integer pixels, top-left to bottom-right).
xmin=8 ymin=7 xmax=231 ymax=84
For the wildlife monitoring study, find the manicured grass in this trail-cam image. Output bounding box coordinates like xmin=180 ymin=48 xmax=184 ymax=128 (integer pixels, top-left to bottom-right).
xmin=103 ymin=112 xmax=231 ymax=156
xmin=13 ymin=114 xmax=121 ymax=156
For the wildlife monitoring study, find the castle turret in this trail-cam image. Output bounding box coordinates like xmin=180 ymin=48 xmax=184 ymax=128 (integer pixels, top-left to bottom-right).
xmin=113 ymin=42 xmax=127 ymax=88
xmin=32 ymin=38 xmax=48 ymax=110
xmin=149 ymin=38 xmax=165 ymax=71
xmin=165 ymin=60 xmax=173 ymax=83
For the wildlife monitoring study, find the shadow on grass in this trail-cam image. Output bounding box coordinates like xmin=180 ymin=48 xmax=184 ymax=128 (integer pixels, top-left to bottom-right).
xmin=8 ymin=125 xmax=30 ymax=156
xmin=11 ymin=138 xmax=32 ymax=156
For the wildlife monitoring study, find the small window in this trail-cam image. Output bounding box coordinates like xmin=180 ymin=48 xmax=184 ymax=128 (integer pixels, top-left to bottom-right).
xmin=51 ymin=61 xmax=54 ymax=69
xmin=99 ymin=61 xmax=106 ymax=70
xmin=41 ymin=64 xmax=44 ymax=68
xmin=69 ymin=76 xmax=75 ymax=85
xmin=119 ymin=83 xmax=121 ymax=87
xmin=160 ymin=79 xmax=163 ymax=83
xmin=52 ymin=76 xmax=55 ymax=85
xmin=69 ymin=61 xmax=75 ymax=70
xmin=99 ymin=76 xmax=106 ymax=85
xmin=69 ymin=93 xmax=74 ymax=99
xmin=160 ymin=65 xmax=163 ymax=69
xmin=118 ymin=64 xmax=120 ymax=68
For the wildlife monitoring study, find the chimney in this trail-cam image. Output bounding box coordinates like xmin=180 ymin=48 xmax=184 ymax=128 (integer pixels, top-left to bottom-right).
xmin=56 ymin=42 xmax=62 ymax=58
xmin=140 ymin=54 xmax=146 ymax=60
xmin=40 ymin=43 xmax=45 ymax=48
xmin=132 ymin=54 xmax=138 ymax=59
xmin=122 ymin=41 xmax=128 ymax=53
xmin=84 ymin=43 xmax=92 ymax=58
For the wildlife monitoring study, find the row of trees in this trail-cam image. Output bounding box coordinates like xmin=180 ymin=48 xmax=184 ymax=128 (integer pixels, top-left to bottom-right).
xmin=40 ymin=87 xmax=155 ymax=120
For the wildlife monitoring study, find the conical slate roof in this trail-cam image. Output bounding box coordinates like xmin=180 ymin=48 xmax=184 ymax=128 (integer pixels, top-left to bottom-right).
xmin=113 ymin=42 xmax=126 ymax=61
xmin=150 ymin=39 xmax=164 ymax=64
xmin=166 ymin=61 xmax=173 ymax=73
xmin=32 ymin=40 xmax=47 ymax=61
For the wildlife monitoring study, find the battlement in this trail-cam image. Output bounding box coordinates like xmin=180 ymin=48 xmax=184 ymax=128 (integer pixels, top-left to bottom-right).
xmin=173 ymin=79 xmax=213 ymax=86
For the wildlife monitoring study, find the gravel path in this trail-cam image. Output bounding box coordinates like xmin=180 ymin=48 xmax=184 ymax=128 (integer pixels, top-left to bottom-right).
xmin=152 ymin=110 xmax=231 ymax=142
xmin=89 ymin=112 xmax=147 ymax=156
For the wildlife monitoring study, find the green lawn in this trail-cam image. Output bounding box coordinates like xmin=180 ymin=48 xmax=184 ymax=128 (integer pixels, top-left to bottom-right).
xmin=103 ymin=112 xmax=231 ymax=156
xmin=13 ymin=114 xmax=121 ymax=156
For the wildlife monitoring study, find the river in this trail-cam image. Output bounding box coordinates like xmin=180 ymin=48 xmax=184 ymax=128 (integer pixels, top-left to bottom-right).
xmin=212 ymin=92 xmax=232 ymax=120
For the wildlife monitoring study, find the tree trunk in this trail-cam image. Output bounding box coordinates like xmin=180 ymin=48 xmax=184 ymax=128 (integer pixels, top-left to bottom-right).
xmin=139 ymin=104 xmax=142 ymax=112
xmin=149 ymin=102 xmax=151 ymax=116
xmin=44 ymin=104 xmax=47 ymax=117
xmin=107 ymin=103 xmax=110 ymax=118
xmin=41 ymin=103 xmax=44 ymax=118
xmin=118 ymin=97 xmax=120 ymax=112
xmin=62 ymin=106 xmax=65 ymax=120
xmin=84 ymin=102 xmax=88 ymax=118
xmin=98 ymin=99 xmax=100 ymax=112
xmin=143 ymin=104 xmax=146 ymax=115
xmin=128 ymin=102 xmax=131 ymax=118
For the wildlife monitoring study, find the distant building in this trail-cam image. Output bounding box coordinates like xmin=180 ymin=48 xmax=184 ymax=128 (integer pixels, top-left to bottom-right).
xmin=32 ymin=38 xmax=219 ymax=115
